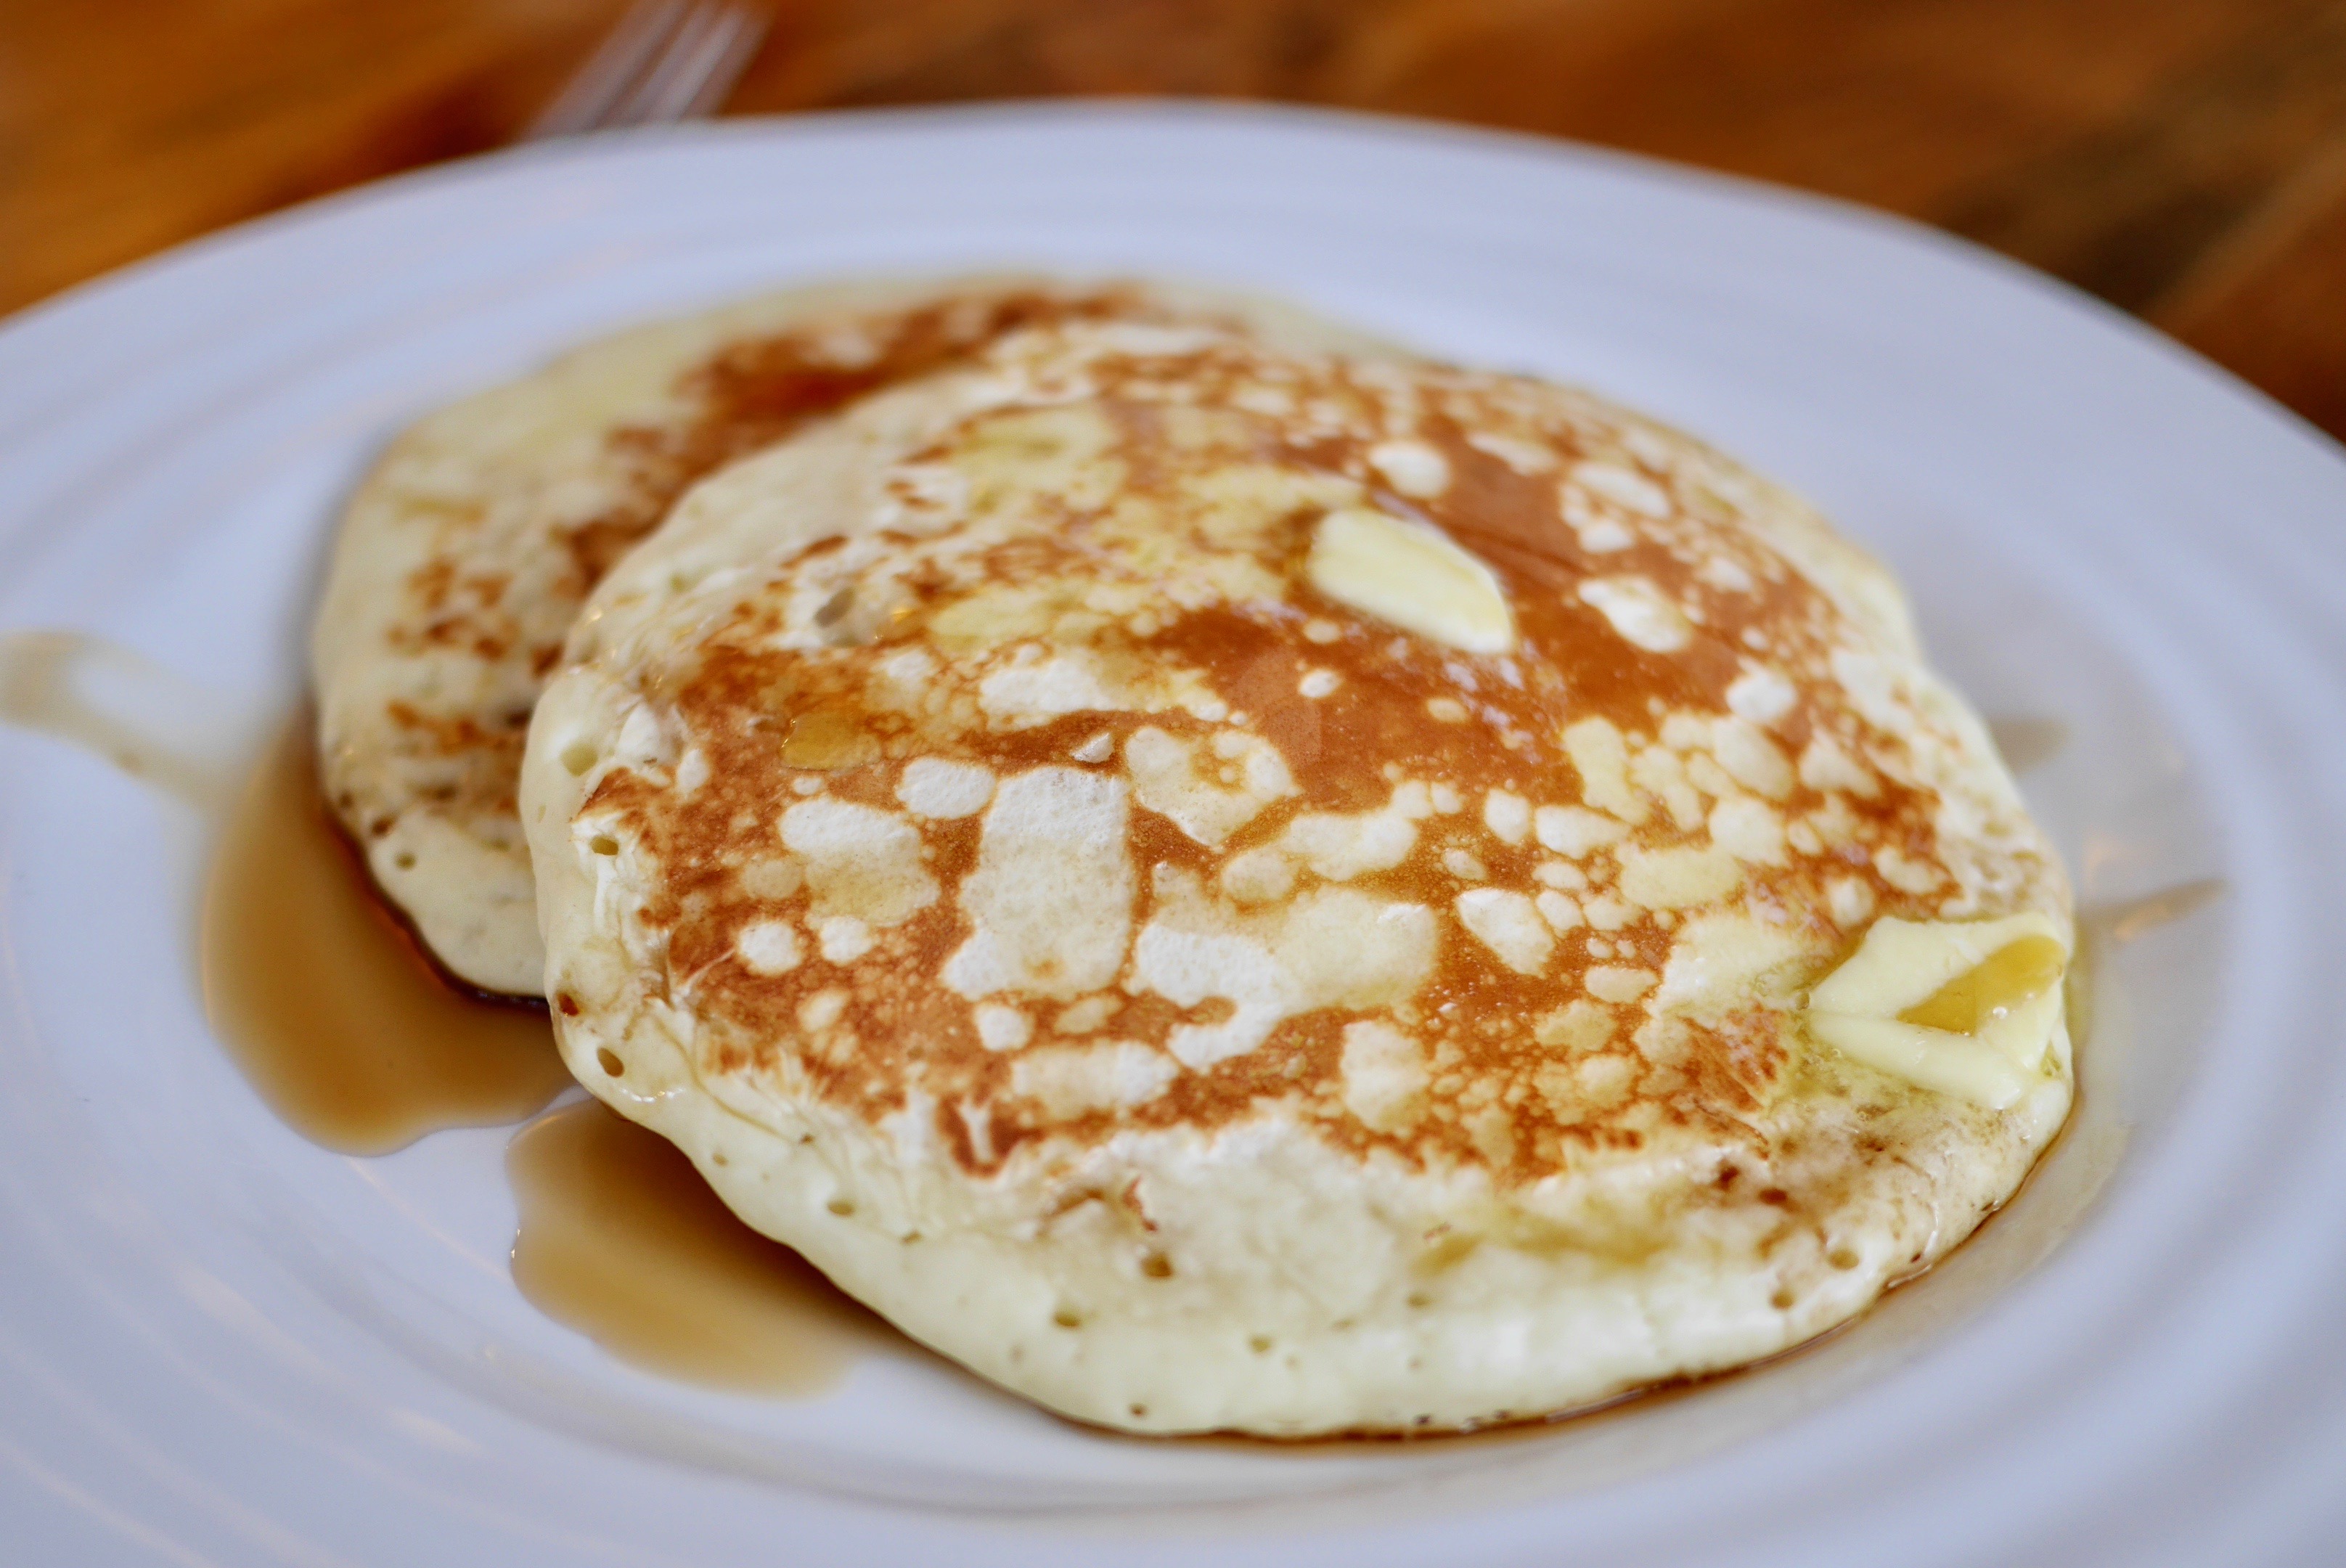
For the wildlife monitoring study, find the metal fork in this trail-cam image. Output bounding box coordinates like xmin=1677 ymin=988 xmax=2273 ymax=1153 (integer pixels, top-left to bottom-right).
xmin=526 ymin=0 xmax=769 ymax=139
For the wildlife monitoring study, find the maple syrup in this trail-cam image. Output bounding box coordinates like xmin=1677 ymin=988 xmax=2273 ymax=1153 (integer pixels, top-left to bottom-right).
xmin=197 ymin=719 xmax=571 ymax=1154
xmin=507 ymin=1099 xmax=885 ymax=1394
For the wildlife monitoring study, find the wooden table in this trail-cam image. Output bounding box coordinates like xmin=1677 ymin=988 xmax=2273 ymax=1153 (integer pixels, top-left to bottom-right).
xmin=7 ymin=0 xmax=2345 ymax=443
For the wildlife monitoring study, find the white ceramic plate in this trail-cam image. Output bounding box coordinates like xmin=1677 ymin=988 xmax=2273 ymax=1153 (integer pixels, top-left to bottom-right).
xmin=3 ymin=105 xmax=2342 ymax=1567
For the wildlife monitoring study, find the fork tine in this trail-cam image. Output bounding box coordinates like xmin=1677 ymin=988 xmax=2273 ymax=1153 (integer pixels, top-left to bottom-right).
xmin=675 ymin=8 xmax=770 ymax=120
xmin=608 ymin=3 xmax=723 ymax=127
xmin=612 ymin=4 xmax=766 ymax=128
xmin=525 ymin=0 xmax=688 ymax=140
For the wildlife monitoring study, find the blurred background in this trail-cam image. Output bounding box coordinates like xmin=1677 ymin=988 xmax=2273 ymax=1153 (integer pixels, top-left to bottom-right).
xmin=6 ymin=0 xmax=2343 ymax=441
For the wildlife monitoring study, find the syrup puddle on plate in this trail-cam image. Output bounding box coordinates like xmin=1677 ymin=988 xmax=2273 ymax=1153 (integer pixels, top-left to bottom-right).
xmin=508 ymin=1099 xmax=888 ymax=1395
xmin=2087 ymin=878 xmax=2223 ymax=944
xmin=0 ymin=629 xmax=237 ymax=808
xmin=187 ymin=701 xmax=887 ymax=1392
xmin=199 ymin=717 xmax=572 ymax=1155
xmin=1986 ymin=714 xmax=2070 ymax=775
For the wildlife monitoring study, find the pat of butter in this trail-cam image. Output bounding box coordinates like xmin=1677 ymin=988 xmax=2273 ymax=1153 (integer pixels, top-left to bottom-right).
xmin=1305 ymin=507 xmax=1516 ymax=654
xmin=1805 ymin=912 xmax=2069 ymax=1109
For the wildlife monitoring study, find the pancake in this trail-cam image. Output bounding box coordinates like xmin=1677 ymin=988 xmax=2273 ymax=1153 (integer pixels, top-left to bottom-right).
xmin=311 ymin=276 xmax=1393 ymax=995
xmin=520 ymin=317 xmax=2072 ymax=1435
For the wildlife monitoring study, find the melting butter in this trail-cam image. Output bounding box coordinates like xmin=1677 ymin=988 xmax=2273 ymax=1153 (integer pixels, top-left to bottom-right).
xmin=1806 ymin=913 xmax=2069 ymax=1109
xmin=1304 ymin=507 xmax=1516 ymax=653
xmin=1898 ymin=935 xmax=2067 ymax=1034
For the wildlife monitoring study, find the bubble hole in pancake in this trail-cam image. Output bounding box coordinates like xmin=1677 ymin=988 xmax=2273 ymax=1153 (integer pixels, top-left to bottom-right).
xmin=520 ymin=318 xmax=2073 ymax=1436
xmin=311 ymin=275 xmax=1394 ymax=995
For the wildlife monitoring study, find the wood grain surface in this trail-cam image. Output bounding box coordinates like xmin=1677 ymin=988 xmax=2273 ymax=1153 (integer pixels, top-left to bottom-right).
xmin=6 ymin=0 xmax=2343 ymax=441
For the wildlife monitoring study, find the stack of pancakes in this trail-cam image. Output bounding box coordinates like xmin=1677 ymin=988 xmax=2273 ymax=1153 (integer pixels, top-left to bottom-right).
xmin=314 ymin=276 xmax=2072 ymax=1435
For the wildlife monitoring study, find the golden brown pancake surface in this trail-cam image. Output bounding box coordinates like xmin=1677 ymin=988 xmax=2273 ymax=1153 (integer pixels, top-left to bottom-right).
xmin=524 ymin=317 xmax=2072 ymax=1434
xmin=311 ymin=277 xmax=1391 ymax=993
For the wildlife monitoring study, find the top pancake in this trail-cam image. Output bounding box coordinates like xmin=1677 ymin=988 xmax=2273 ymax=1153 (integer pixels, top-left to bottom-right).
xmin=522 ymin=317 xmax=2072 ymax=1434
xmin=311 ymin=276 xmax=1392 ymax=994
